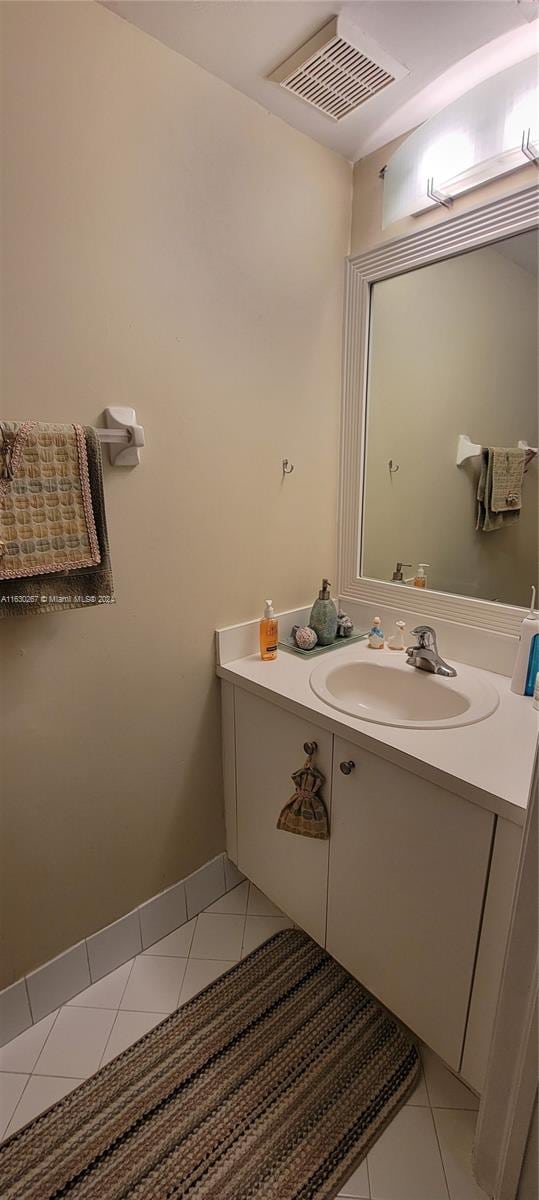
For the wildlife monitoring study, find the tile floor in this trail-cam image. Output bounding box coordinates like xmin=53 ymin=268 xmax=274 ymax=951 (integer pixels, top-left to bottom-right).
xmin=0 ymin=881 xmax=489 ymax=1199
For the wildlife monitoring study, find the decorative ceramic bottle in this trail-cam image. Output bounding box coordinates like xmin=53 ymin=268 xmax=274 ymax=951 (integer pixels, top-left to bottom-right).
xmin=309 ymin=579 xmax=338 ymax=646
xmin=368 ymin=616 xmax=385 ymax=649
xmin=387 ymin=620 xmax=406 ymax=650
xmin=414 ymin=564 xmax=430 ymax=588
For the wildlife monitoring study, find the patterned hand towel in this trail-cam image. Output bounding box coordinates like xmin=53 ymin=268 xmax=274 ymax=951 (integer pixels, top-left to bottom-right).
xmin=0 ymin=421 xmax=100 ymax=577
xmin=491 ymin=447 xmax=526 ymax=513
xmin=0 ymin=426 xmax=114 ymax=617
xmin=476 ymin=447 xmax=525 ymax=532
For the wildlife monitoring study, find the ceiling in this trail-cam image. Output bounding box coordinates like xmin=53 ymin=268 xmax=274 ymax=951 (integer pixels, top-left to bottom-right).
xmin=103 ymin=2 xmax=538 ymax=162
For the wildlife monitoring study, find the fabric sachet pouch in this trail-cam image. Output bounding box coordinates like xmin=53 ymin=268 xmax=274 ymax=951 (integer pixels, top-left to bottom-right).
xmin=277 ymin=750 xmax=329 ymax=840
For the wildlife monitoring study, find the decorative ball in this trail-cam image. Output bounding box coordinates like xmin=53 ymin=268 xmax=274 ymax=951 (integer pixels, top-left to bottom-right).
xmin=294 ymin=625 xmax=318 ymax=651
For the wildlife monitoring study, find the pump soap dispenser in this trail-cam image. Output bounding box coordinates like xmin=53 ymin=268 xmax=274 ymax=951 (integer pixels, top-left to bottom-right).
xmin=260 ymin=600 xmax=278 ymax=661
xmin=309 ymin=579 xmax=338 ymax=646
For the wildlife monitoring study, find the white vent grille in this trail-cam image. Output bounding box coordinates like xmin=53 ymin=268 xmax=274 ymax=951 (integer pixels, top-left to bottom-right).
xmin=269 ymin=18 xmax=407 ymax=122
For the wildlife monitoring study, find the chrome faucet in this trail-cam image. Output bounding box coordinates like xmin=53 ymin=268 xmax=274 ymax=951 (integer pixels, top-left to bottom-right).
xmin=406 ymin=626 xmax=457 ymax=677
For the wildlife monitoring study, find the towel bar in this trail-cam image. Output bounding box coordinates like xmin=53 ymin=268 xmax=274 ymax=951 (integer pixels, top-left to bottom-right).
xmin=456 ymin=433 xmax=538 ymax=467
xmin=96 ymin=407 xmax=144 ymax=467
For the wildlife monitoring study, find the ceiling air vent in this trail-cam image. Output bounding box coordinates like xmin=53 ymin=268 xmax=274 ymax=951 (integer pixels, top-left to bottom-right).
xmin=268 ymin=16 xmax=408 ymax=122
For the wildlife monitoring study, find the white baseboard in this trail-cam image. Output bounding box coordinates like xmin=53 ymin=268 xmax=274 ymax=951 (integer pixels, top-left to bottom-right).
xmin=0 ymin=854 xmax=244 ymax=1046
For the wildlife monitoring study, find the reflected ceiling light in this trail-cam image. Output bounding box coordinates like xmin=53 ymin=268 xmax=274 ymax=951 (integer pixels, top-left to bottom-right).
xmin=419 ymin=130 xmax=475 ymax=186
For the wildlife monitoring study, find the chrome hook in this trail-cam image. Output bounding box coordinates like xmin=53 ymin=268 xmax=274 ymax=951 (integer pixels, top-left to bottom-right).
xmin=388 ymin=459 xmax=399 ymax=476
xmin=521 ymin=128 xmax=539 ymax=165
xmin=282 ymin=458 xmax=294 ymax=477
xmin=426 ymin=177 xmax=452 ymax=209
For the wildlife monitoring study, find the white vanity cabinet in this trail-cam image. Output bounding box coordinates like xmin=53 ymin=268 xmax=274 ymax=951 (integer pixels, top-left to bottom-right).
xmin=326 ymin=736 xmax=494 ymax=1070
xmin=222 ymin=679 xmax=522 ymax=1088
xmin=234 ymin=688 xmax=332 ymax=945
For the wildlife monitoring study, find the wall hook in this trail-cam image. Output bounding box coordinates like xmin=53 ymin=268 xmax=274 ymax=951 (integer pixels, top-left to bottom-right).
xmin=388 ymin=459 xmax=399 ymax=476
xmin=282 ymin=458 xmax=294 ymax=477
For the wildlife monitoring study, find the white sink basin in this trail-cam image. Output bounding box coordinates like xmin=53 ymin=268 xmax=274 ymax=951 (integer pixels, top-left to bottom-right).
xmin=309 ymin=650 xmax=499 ymax=729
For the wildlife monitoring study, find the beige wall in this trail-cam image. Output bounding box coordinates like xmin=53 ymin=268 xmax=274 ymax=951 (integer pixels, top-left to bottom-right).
xmin=363 ymin=242 xmax=538 ymax=606
xmin=0 ymin=1 xmax=351 ymax=987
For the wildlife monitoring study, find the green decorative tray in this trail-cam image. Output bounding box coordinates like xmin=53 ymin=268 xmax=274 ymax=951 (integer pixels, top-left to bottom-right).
xmin=279 ymin=631 xmax=367 ymax=658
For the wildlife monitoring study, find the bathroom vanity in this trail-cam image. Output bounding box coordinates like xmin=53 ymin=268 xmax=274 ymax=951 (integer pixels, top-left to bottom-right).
xmin=217 ymin=187 xmax=538 ymax=1113
xmin=217 ymin=626 xmax=536 ymax=1095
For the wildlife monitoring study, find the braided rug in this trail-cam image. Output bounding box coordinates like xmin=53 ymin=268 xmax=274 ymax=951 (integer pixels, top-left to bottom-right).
xmin=0 ymin=929 xmax=419 ymax=1199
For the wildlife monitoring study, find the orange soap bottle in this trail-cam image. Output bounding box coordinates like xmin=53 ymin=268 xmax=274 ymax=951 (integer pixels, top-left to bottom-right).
xmin=260 ymin=600 xmax=278 ymax=661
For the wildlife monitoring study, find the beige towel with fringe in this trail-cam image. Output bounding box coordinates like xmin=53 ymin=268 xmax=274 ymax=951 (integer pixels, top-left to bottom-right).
xmin=477 ymin=447 xmax=525 ymax=532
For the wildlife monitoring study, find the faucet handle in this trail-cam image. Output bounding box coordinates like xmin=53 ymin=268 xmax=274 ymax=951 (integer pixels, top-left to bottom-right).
xmin=411 ymin=625 xmax=437 ymax=650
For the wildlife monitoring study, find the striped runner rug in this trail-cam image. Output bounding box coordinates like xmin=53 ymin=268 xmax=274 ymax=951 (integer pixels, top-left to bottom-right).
xmin=0 ymin=929 xmax=420 ymax=1199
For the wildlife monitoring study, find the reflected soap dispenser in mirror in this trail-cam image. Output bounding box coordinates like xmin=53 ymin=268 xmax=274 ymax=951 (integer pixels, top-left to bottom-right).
xmin=309 ymin=579 xmax=338 ymax=646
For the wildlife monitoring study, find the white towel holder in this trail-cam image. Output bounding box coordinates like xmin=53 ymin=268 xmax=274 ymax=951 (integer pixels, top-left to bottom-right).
xmin=456 ymin=434 xmax=482 ymax=465
xmin=456 ymin=434 xmax=538 ymax=467
xmin=96 ymin=407 xmax=145 ymax=466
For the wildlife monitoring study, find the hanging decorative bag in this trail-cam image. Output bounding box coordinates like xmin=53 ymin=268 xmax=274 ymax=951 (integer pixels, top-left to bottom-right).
xmin=277 ymin=744 xmax=329 ymax=840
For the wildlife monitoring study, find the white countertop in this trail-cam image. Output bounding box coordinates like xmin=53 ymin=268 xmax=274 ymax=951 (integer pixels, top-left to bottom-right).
xmin=217 ymin=640 xmax=538 ymax=826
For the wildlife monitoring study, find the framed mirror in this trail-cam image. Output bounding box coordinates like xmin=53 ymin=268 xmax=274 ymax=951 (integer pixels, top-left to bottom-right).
xmin=338 ymin=185 xmax=539 ymax=636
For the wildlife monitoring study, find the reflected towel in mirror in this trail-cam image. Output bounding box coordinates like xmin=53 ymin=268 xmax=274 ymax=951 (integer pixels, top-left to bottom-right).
xmin=476 ymin=447 xmax=526 ymax=532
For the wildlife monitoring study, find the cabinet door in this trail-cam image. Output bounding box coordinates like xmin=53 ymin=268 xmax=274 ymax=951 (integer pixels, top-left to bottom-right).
xmin=327 ymin=736 xmax=494 ymax=1069
xmin=235 ymin=688 xmax=332 ymax=945
xmin=461 ymin=818 xmax=522 ymax=1092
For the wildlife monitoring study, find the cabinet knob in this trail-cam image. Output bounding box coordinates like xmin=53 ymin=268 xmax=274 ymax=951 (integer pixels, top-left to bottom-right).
xmin=303 ymin=741 xmax=318 ymax=755
xmin=339 ymin=760 xmax=355 ymax=775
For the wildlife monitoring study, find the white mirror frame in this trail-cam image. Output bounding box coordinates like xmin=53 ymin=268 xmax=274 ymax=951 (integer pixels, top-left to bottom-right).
xmin=338 ymin=183 xmax=539 ymax=637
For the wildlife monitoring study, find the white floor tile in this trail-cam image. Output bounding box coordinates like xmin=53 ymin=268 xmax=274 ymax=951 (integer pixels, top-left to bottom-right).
xmin=67 ymin=961 xmax=133 ymax=1010
xmin=368 ymin=1106 xmax=449 ymax=1200
xmin=101 ymin=1010 xmax=163 ymax=1065
xmin=7 ymin=1075 xmax=82 ymax=1136
xmin=423 ymin=1047 xmax=479 ymax=1110
xmin=143 ymin=919 xmax=197 ymax=958
xmin=205 ymin=882 xmax=249 ymax=915
xmin=120 ymin=955 xmax=187 ymax=1014
xmin=33 ymin=1006 xmax=116 ymax=1078
xmin=190 ymin=914 xmax=245 ymax=961
xmin=242 ymin=915 xmax=293 ymax=957
xmin=433 ymin=1108 xmax=489 ymax=1200
xmin=0 ymin=1073 xmax=28 ymax=1139
xmin=0 ymin=1011 xmax=57 ymax=1074
xmin=178 ymin=959 xmax=237 ymax=1005
xmin=247 ymin=885 xmax=285 ymax=918
xmin=338 ymin=1156 xmax=370 ymax=1196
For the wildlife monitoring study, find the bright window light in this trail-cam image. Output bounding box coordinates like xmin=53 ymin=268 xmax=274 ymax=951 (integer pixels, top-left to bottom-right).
xmin=503 ymin=88 xmax=538 ymax=149
xmin=419 ymin=130 xmax=474 ymax=185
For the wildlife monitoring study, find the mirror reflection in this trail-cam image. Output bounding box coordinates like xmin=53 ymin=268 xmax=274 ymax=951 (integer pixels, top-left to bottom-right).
xmin=362 ymin=231 xmax=538 ymax=608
